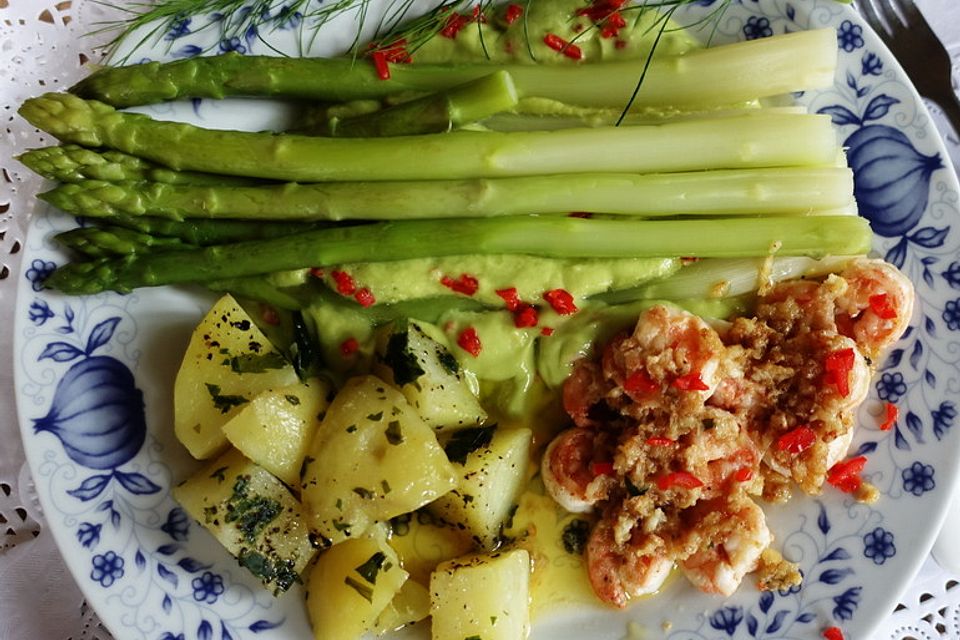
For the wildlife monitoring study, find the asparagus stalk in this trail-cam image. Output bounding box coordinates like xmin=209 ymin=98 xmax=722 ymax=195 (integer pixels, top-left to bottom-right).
xmin=44 ymin=215 xmax=873 ymax=295
xmin=327 ymin=71 xmax=519 ymax=137
xmin=104 ymin=215 xmax=339 ymax=245
xmin=38 ymin=167 xmax=855 ymax=221
xmin=54 ymin=226 xmax=189 ymax=258
xmin=70 ymin=30 xmax=836 ymax=110
xmin=17 ymin=145 xmax=260 ymax=186
xmin=19 ymin=94 xmax=840 ymax=181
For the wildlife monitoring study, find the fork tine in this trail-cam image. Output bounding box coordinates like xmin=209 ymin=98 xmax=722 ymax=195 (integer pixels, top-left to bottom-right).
xmin=857 ymin=0 xmax=889 ymax=36
xmin=872 ymin=0 xmax=905 ymax=31
xmin=887 ymin=0 xmax=928 ymax=32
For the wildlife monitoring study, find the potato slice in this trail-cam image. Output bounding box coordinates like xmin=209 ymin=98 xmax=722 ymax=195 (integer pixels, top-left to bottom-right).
xmin=173 ymin=448 xmax=315 ymax=594
xmin=306 ymin=523 xmax=407 ymax=640
xmin=387 ymin=512 xmax=474 ymax=585
xmin=300 ymin=375 xmax=458 ymax=546
xmin=175 ymin=294 xmax=298 ymax=459
xmin=221 ymin=377 xmax=331 ymax=486
xmin=430 ymin=549 xmax=531 ymax=640
xmin=373 ymin=578 xmax=431 ymax=635
xmin=430 ymin=427 xmax=533 ymax=549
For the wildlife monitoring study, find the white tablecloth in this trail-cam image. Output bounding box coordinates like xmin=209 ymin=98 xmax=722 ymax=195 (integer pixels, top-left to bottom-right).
xmin=1 ymin=1 xmax=959 ymax=638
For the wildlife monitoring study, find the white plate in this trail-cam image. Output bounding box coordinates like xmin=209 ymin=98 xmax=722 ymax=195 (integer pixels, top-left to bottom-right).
xmin=14 ymin=1 xmax=960 ymax=638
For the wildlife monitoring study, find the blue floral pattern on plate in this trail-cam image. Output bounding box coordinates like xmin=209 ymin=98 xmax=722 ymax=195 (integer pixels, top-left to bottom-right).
xmin=13 ymin=1 xmax=960 ymax=639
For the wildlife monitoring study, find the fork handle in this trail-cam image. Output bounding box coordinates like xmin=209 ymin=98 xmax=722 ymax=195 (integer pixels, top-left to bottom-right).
xmin=928 ymin=86 xmax=960 ymax=138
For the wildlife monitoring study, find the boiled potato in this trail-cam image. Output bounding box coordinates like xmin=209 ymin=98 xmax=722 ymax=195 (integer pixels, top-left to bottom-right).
xmin=430 ymin=427 xmax=533 ymax=549
xmin=387 ymin=512 xmax=474 ymax=585
xmin=173 ymin=448 xmax=315 ymax=594
xmin=373 ymin=578 xmax=431 ymax=635
xmin=306 ymin=523 xmax=407 ymax=640
xmin=430 ymin=549 xmax=531 ymax=640
xmin=300 ymin=375 xmax=458 ymax=546
xmin=376 ymin=320 xmax=486 ymax=432
xmin=175 ymin=294 xmax=298 ymax=459
xmin=221 ymin=377 xmax=331 ymax=486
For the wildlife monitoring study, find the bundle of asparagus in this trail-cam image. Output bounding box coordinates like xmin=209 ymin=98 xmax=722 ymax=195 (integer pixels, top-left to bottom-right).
xmin=17 ymin=15 xmax=869 ymax=313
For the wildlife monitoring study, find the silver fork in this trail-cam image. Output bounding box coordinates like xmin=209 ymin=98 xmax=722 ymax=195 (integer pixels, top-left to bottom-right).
xmin=857 ymin=0 xmax=960 ymax=134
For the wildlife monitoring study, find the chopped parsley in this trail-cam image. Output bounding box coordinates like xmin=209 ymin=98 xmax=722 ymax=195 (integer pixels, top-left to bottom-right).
xmin=205 ymin=383 xmax=249 ymax=414
xmin=385 ymin=420 xmax=404 ymax=445
xmin=223 ymin=475 xmax=282 ymax=544
xmin=383 ymin=330 xmax=426 ymax=386
xmin=355 ymin=551 xmax=387 ymax=584
xmin=444 ymin=425 xmax=496 ymax=464
xmin=561 ymin=519 xmax=592 ymax=555
xmin=344 ymin=576 xmax=374 ymax=602
xmin=284 ymin=394 xmax=301 ymax=405
xmin=226 ymin=351 xmax=288 ymax=374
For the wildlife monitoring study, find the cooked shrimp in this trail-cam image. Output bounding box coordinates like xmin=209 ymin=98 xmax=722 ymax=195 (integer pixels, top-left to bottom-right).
xmin=585 ymin=519 xmax=673 ymax=608
xmin=680 ymin=409 xmax=761 ymax=499
xmin=680 ymin=496 xmax=772 ymax=597
xmin=542 ymin=428 xmax=616 ymax=514
xmin=835 ymin=258 xmax=914 ymax=359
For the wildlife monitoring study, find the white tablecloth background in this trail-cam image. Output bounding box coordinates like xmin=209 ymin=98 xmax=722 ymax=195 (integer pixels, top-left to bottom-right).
xmin=1 ymin=1 xmax=959 ymax=638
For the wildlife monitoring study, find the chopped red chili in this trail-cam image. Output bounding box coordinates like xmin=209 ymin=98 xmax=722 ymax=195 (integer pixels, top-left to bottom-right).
xmin=441 ymin=12 xmax=471 ymax=38
xmin=543 ymin=33 xmax=583 ymax=60
xmin=776 ymin=426 xmax=816 ymax=454
xmin=331 ymin=270 xmax=356 ymax=296
xmin=354 ymin=288 xmax=376 ymax=308
xmin=541 ymin=326 xmax=554 ymax=336
xmin=826 ymin=456 xmax=867 ymax=493
xmin=543 ymin=288 xmax=578 ymax=315
xmin=822 ymin=627 xmax=845 ymax=640
xmin=671 ymin=372 xmax=709 ymax=392
xmin=880 ymin=402 xmax=898 ymax=431
xmin=496 ymin=287 xmax=521 ymax=311
xmin=457 ymin=326 xmax=482 ymax=357
xmin=591 ymin=461 xmax=615 ymax=477
xmin=380 ymin=39 xmax=412 ymax=64
xmin=370 ymin=50 xmax=390 ymax=80
xmin=624 ymin=370 xmax=659 ymax=396
xmin=868 ymin=293 xmax=898 ymax=319
xmin=645 ymin=436 xmax=675 ymax=447
xmin=504 ymin=3 xmax=523 ymax=24
xmin=599 ymin=11 xmax=626 ymax=38
xmin=440 ymin=273 xmax=479 ymax=296
xmin=824 ymin=347 xmax=856 ymax=397
xmin=733 ymin=467 xmax=754 ymax=482
xmin=614 ymin=39 xmax=627 ymax=49
xmin=260 ymin=304 xmax=280 ymax=326
xmin=575 ymin=0 xmax=626 ymax=21
xmin=513 ymin=304 xmax=539 ymax=328
xmin=309 ymin=267 xmax=325 ymax=279
xmin=340 ymin=337 xmax=359 ymax=356
xmin=656 ymin=471 xmax=703 ymax=491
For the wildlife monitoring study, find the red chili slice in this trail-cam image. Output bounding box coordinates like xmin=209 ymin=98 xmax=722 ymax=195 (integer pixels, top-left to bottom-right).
xmin=540 ymin=326 xmax=554 ymax=336
xmin=591 ymin=461 xmax=615 ymax=477
xmin=624 ymin=370 xmax=659 ymax=396
xmin=441 ymin=13 xmax=470 ymax=38
xmin=504 ymin=3 xmax=523 ymax=24
xmin=671 ymin=372 xmax=709 ymax=392
xmin=868 ymin=293 xmax=898 ymax=319
xmin=822 ymin=627 xmax=845 ymax=640
xmin=370 ymin=50 xmax=390 ymax=79
xmin=824 ymin=347 xmax=856 ymax=397
xmin=656 ymin=471 xmax=703 ymax=491
xmin=543 ymin=288 xmax=578 ymax=314
xmin=440 ymin=273 xmax=479 ymax=296
xmin=309 ymin=267 xmax=325 ymax=279
xmin=645 ymin=436 xmax=675 ymax=447
xmin=543 ymin=33 xmax=583 ymax=60
xmin=826 ymin=456 xmax=867 ymax=493
xmin=340 ymin=337 xmax=359 ymax=356
xmin=513 ymin=304 xmax=539 ymax=328
xmin=331 ymin=270 xmax=356 ymax=296
xmin=776 ymin=426 xmax=817 ymax=455
xmin=600 ymin=11 xmax=626 ymax=37
xmin=354 ymin=288 xmax=376 ymax=308
xmin=496 ymin=287 xmax=521 ymax=312
xmin=880 ymin=402 xmax=898 ymax=431
xmin=457 ymin=327 xmax=482 ymax=357
xmin=733 ymin=467 xmax=754 ymax=482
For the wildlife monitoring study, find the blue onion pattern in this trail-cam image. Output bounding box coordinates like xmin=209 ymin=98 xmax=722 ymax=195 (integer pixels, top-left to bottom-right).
xmin=845 ymin=125 xmax=943 ymax=237
xmin=77 ymin=522 xmax=102 ymax=549
xmin=743 ymin=16 xmax=772 ymax=39
xmin=34 ymin=356 xmax=146 ymax=470
xmin=942 ymin=261 xmax=960 ymax=289
xmin=932 ymin=401 xmax=957 ymax=439
xmin=219 ymin=37 xmax=246 ymax=53
xmin=192 ymin=572 xmax=225 ymax=604
xmin=91 ymin=551 xmax=125 ymax=587
xmin=24 ymin=259 xmax=56 ymax=291
xmin=165 ymin=17 xmax=191 ymax=40
xmin=161 ymin=507 xmax=191 ymax=541
xmin=861 ymin=52 xmax=882 ymax=76
xmin=28 ymin=300 xmax=54 ymax=325
xmin=837 ymin=20 xmax=863 ymax=51
xmin=943 ymin=299 xmax=960 ymax=330
xmin=709 ymin=606 xmax=743 ymax=636
xmin=863 ymin=528 xmax=896 ymax=565
xmin=902 ymin=462 xmax=935 ymax=496
xmin=876 ymin=372 xmax=907 ymax=402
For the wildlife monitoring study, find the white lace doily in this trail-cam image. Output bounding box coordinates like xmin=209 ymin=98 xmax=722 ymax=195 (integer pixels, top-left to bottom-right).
xmin=1 ymin=1 xmax=959 ymax=639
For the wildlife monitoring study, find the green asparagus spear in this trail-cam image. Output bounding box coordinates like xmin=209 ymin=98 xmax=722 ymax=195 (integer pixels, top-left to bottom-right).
xmin=70 ymin=30 xmax=836 ymax=110
xmin=44 ymin=215 xmax=873 ymax=295
xmin=327 ymin=71 xmax=519 ymax=137
xmin=19 ymin=94 xmax=841 ymax=182
xmin=17 ymin=145 xmax=261 ymax=186
xmin=54 ymin=226 xmax=189 ymax=257
xmin=105 ymin=215 xmax=340 ymax=245
xmin=38 ymin=167 xmax=855 ymax=221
